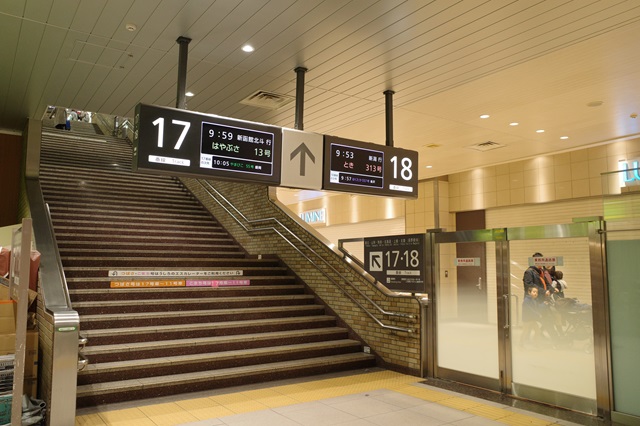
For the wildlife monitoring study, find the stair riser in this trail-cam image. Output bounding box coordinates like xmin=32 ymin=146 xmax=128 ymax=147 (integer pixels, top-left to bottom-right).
xmin=79 ymin=308 xmax=326 ymax=330
xmin=74 ymin=298 xmax=314 ymax=315
xmin=78 ymin=346 xmax=361 ymax=385
xmin=86 ymin=331 xmax=349 ymax=363
xmin=63 ymin=266 xmax=283 ymax=279
xmin=84 ymin=319 xmax=337 ymax=345
xmin=75 ymin=359 xmax=376 ymax=408
xmin=62 ymin=259 xmax=252 ymax=267
xmin=60 ymin=251 xmax=244 ymax=259
xmin=70 ymin=286 xmax=301 ymax=300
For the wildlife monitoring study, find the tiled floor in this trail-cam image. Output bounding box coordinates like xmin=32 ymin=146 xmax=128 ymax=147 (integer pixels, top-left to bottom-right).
xmin=75 ymin=369 xmax=585 ymax=426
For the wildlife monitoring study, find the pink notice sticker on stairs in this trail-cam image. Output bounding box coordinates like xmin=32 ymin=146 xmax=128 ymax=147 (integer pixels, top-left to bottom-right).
xmin=186 ymin=280 xmax=250 ymax=287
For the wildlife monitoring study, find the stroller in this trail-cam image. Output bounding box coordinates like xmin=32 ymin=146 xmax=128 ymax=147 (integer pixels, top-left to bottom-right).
xmin=549 ymin=295 xmax=594 ymax=352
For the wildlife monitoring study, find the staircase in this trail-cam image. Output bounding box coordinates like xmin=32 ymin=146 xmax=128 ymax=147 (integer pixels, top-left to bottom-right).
xmin=38 ymin=123 xmax=375 ymax=407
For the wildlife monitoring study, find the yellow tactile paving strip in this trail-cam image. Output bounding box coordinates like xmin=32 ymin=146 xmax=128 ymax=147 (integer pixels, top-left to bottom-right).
xmin=75 ymin=370 xmax=560 ymax=425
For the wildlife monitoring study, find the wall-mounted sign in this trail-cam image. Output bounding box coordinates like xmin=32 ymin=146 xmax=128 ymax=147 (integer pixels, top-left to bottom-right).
xmin=529 ymin=256 xmax=563 ymax=267
xmin=299 ymin=208 xmax=326 ymax=224
xmin=133 ymin=103 xmax=282 ymax=185
xmin=618 ymin=160 xmax=640 ymax=187
xmin=455 ymin=257 xmax=480 ymax=266
xmin=364 ymin=233 xmax=425 ymax=292
xmin=322 ymin=136 xmax=418 ymax=198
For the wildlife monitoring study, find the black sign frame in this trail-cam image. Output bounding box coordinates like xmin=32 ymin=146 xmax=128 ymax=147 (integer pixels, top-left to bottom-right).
xmin=133 ymin=103 xmax=282 ymax=185
xmin=322 ymin=135 xmax=418 ymax=198
xmin=364 ymin=233 xmax=426 ymax=293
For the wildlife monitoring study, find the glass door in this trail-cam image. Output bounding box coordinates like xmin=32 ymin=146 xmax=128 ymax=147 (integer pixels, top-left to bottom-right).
xmin=507 ymin=224 xmax=599 ymax=414
xmin=432 ymin=229 xmax=505 ymax=390
xmin=430 ymin=221 xmax=606 ymax=415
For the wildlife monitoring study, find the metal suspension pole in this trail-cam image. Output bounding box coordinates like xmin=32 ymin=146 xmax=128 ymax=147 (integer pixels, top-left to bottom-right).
xmin=294 ymin=67 xmax=307 ymax=130
xmin=384 ymin=90 xmax=394 ymax=147
xmin=176 ymin=36 xmax=192 ymax=109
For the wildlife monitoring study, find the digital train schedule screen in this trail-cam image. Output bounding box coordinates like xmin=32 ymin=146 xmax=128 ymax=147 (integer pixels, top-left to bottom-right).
xmin=328 ymin=143 xmax=384 ymax=189
xmin=200 ymin=122 xmax=275 ymax=176
xmin=322 ymin=135 xmax=418 ymax=198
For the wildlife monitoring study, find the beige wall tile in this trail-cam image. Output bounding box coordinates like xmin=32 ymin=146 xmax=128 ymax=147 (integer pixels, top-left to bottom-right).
xmin=539 ymin=166 xmax=555 ymax=184
xmin=556 ymin=182 xmax=572 ymax=199
xmin=539 ymin=183 xmax=556 ymax=202
xmin=570 ymin=150 xmax=589 ymax=163
xmin=589 ymin=177 xmax=603 ymax=196
xmin=554 ymin=164 xmax=572 ymax=182
xmin=510 ymin=171 xmax=524 ymax=189
xmin=523 ymin=168 xmax=539 ymax=187
xmin=510 ymin=188 xmax=524 ymax=204
xmin=484 ymin=191 xmax=497 ymax=208
xmin=589 ymin=157 xmax=608 ymax=178
xmin=483 ymin=176 xmax=497 ymax=193
xmin=588 ymin=145 xmax=608 ymax=159
xmin=524 ymin=186 xmax=540 ymax=204
xmin=496 ymin=164 xmax=510 ymax=175
xmin=496 ymin=190 xmax=510 ymax=206
xmin=554 ymin=152 xmax=571 ymax=165
xmin=571 ymin=161 xmax=589 ymax=180
xmin=460 ymin=180 xmax=473 ymax=196
xmin=496 ymin=174 xmax=510 ymax=191
xmin=450 ymin=196 xmax=461 ymax=211
xmin=572 ymin=179 xmax=590 ymax=198
xmin=509 ymin=161 xmax=525 ymax=173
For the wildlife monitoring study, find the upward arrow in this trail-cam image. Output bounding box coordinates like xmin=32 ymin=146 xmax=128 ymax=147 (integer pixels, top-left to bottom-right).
xmin=290 ymin=142 xmax=315 ymax=176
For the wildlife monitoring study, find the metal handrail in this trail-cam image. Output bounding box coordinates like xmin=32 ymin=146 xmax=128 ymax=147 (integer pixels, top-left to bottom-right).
xmin=25 ymin=178 xmax=80 ymax=426
xmin=195 ymin=179 xmax=416 ymax=333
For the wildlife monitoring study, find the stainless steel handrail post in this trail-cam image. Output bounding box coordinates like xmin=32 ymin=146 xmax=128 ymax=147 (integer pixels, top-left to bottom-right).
xmin=26 ymin=179 xmax=80 ymax=426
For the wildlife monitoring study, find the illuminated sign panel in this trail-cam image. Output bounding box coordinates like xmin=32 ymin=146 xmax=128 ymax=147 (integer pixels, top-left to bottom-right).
xmin=133 ymin=103 xmax=281 ymax=185
xmin=322 ymin=135 xmax=418 ymax=198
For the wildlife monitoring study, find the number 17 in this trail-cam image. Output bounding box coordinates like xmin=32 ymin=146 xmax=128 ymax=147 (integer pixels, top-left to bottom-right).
xmin=152 ymin=117 xmax=191 ymax=149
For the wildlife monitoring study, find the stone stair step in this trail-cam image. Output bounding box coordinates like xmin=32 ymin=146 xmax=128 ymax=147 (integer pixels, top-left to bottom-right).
xmin=76 ymin=353 xmax=376 ymax=407
xmin=79 ymin=304 xmax=326 ymax=330
xmin=72 ymin=294 xmax=315 ymax=314
xmin=77 ymin=340 xmax=363 ymax=385
xmin=81 ymin=327 xmax=350 ymax=361
xmin=81 ymin=315 xmax=338 ymax=345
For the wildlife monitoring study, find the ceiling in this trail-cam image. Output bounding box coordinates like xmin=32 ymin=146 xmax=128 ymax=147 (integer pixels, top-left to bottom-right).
xmin=3 ymin=0 xmax=640 ymax=186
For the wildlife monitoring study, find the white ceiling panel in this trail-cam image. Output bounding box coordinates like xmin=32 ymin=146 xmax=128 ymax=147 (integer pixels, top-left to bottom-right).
xmin=4 ymin=0 xmax=640 ymax=181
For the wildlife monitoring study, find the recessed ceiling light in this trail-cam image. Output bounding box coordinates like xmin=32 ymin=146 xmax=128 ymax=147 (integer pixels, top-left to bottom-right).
xmin=125 ymin=23 xmax=137 ymax=32
xmin=536 ymin=129 xmax=545 ymax=133
xmin=480 ymin=114 xmax=490 ymax=119
xmin=509 ymin=122 xmax=519 ymax=126
xmin=241 ymin=44 xmax=255 ymax=53
xmin=560 ymin=136 xmax=569 ymax=140
xmin=185 ymin=92 xmax=194 ymax=97
xmin=425 ymin=165 xmax=433 ymax=169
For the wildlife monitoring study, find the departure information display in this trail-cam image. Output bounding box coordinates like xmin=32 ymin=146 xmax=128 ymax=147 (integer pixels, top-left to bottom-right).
xmin=133 ymin=103 xmax=281 ymax=185
xmin=322 ymin=135 xmax=418 ymax=198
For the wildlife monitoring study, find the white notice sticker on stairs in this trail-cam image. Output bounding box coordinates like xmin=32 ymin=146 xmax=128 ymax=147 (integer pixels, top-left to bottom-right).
xmin=109 ymin=270 xmax=243 ymax=277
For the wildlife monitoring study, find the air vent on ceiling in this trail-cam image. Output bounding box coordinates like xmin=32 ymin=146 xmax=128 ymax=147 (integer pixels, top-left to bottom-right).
xmin=466 ymin=141 xmax=505 ymax=152
xmin=240 ymin=90 xmax=295 ymax=110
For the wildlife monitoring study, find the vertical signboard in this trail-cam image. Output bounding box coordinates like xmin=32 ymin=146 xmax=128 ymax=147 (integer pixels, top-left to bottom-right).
xmin=364 ymin=233 xmax=426 ymax=292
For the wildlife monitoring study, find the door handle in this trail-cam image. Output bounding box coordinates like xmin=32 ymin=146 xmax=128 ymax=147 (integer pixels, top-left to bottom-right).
xmin=476 ymin=277 xmax=482 ymax=290
xmin=503 ymin=294 xmax=510 ymax=330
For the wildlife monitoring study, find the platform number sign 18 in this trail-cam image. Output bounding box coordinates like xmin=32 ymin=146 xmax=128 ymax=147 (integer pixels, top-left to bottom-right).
xmin=323 ymin=135 xmax=418 ymax=198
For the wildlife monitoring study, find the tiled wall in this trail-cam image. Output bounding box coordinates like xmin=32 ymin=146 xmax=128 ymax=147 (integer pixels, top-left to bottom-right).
xmin=182 ymin=178 xmax=422 ymax=374
xmin=404 ymin=138 xmax=640 ymax=236
xmin=447 ymin=138 xmax=640 ymax=214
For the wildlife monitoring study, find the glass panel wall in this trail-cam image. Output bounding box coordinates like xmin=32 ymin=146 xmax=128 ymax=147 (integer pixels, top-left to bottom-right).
xmin=602 ymin=169 xmax=640 ymax=422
